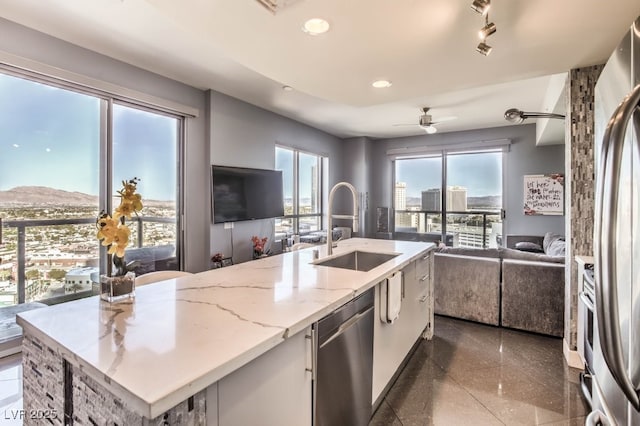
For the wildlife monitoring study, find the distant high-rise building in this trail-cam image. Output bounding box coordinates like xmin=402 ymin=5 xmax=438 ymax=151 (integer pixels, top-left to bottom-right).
xmin=394 ymin=182 xmax=412 ymax=228
xmin=421 ymin=188 xmax=441 ymax=211
xmin=447 ymin=186 xmax=467 ymax=212
xmin=422 ymin=186 xmax=467 ymax=211
xmin=395 ymin=182 xmax=406 ymax=211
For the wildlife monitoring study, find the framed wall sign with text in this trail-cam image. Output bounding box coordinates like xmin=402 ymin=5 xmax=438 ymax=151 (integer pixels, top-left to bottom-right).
xmin=523 ymin=174 xmax=564 ymax=215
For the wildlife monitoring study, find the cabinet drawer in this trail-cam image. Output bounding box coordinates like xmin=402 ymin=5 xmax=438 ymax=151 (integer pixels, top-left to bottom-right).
xmin=414 ymin=251 xmax=431 ymax=284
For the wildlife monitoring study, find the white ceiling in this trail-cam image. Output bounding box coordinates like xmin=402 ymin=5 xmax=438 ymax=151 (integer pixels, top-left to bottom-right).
xmin=1 ymin=0 xmax=639 ymax=141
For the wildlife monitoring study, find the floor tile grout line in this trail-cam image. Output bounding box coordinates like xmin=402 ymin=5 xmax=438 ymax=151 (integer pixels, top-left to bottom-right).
xmin=442 ymin=366 xmax=507 ymax=426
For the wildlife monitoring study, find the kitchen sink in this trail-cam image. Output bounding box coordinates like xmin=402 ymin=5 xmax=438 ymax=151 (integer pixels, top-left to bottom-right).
xmin=313 ymin=250 xmax=399 ymax=272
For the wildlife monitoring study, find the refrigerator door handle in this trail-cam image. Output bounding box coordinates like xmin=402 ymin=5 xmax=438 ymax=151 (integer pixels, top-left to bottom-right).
xmin=594 ymin=83 xmax=640 ymax=410
xmin=586 ymin=410 xmax=612 ymax=426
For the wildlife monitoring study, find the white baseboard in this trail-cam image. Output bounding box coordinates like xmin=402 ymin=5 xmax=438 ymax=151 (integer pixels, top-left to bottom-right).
xmin=563 ymin=338 xmax=584 ymax=369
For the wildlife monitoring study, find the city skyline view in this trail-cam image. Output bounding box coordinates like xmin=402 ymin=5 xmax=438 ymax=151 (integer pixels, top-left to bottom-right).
xmin=395 ymin=152 xmax=502 ymax=199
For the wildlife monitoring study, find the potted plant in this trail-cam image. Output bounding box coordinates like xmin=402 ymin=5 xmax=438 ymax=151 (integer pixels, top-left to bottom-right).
xmin=251 ymin=236 xmax=269 ymax=259
xmin=96 ymin=178 xmax=143 ymax=302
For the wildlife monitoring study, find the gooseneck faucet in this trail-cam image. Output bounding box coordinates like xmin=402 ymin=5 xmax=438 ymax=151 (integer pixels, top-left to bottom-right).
xmin=327 ymin=182 xmax=359 ymax=256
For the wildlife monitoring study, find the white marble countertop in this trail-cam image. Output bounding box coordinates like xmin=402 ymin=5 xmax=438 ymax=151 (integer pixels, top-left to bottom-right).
xmin=17 ymin=238 xmax=432 ymax=418
xmin=575 ymin=255 xmax=594 ymax=266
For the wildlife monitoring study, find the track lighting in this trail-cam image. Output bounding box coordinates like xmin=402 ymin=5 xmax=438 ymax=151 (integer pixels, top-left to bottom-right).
xmin=472 ymin=3 xmax=496 ymax=56
xmin=504 ymin=108 xmax=566 ymax=124
xmin=476 ymin=42 xmax=492 ymax=56
xmin=479 ymin=21 xmax=496 ymax=39
xmin=471 ymin=0 xmax=490 ymax=15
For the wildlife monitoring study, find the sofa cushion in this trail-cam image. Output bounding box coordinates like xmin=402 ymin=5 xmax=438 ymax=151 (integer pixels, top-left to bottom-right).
xmin=435 ymin=246 xmax=500 ymax=259
xmin=500 ymin=247 xmax=565 ymax=264
xmin=434 ymin=253 xmax=501 ymax=325
xmin=515 ymin=241 xmax=544 ymax=253
xmin=501 ymin=259 xmax=565 ymax=337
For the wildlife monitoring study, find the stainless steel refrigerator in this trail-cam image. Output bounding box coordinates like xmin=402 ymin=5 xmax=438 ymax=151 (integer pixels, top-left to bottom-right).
xmin=590 ymin=16 xmax=640 ymax=426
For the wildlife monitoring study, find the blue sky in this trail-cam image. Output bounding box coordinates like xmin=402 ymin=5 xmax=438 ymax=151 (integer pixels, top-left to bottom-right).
xmin=396 ymin=152 xmax=502 ymax=197
xmin=276 ymin=148 xmax=321 ymax=200
xmin=0 ymin=74 xmax=178 ymax=201
xmin=277 ymin=147 xmax=501 ymax=200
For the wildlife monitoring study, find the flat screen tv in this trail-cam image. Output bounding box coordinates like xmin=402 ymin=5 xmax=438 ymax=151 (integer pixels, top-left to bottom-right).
xmin=211 ymin=165 xmax=285 ymax=223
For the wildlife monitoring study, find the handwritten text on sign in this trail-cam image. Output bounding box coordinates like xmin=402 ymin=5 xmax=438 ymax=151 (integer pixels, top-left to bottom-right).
xmin=523 ymin=174 xmax=564 ymax=215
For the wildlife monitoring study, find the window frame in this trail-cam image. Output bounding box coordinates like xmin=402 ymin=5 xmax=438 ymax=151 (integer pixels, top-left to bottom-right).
xmin=392 ymin=146 xmax=506 ymax=248
xmin=0 ymin=63 xmax=187 ymax=305
xmin=275 ymin=145 xmax=325 ymax=236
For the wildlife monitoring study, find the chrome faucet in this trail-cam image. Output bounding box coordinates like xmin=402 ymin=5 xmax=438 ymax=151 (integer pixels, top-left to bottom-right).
xmin=327 ymin=182 xmax=359 ymax=256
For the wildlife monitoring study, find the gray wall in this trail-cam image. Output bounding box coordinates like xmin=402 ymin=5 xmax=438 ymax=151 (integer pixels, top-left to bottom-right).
xmin=505 ymin=125 xmax=565 ymax=236
xmin=368 ymin=124 xmax=565 ymax=239
xmin=208 ymin=91 xmax=344 ymax=264
xmin=0 ymin=18 xmax=210 ymax=272
xmin=340 ymin=137 xmax=374 ymax=236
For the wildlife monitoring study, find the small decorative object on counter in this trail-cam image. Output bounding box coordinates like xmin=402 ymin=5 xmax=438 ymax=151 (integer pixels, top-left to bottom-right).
xmin=251 ymin=236 xmax=269 ymax=259
xmin=100 ymin=272 xmax=136 ymax=302
xmin=211 ymin=252 xmax=224 ymax=269
xmin=96 ymin=178 xmax=143 ymax=302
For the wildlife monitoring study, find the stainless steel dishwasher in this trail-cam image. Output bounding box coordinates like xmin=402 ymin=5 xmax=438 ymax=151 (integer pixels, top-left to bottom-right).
xmin=315 ymin=287 xmax=374 ymax=426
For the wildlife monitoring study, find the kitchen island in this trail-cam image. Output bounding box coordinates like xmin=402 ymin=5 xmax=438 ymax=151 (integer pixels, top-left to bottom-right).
xmin=17 ymin=238 xmax=433 ymax=425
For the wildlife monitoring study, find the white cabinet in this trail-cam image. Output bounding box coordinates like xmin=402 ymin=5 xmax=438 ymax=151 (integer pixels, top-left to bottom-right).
xmin=372 ymin=250 xmax=433 ymax=403
xmin=215 ymin=328 xmax=312 ymax=426
xmin=412 ymin=250 xmax=434 ymax=340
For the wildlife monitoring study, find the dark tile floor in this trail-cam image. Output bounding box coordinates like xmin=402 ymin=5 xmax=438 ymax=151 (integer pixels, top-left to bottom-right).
xmin=0 ymin=316 xmax=589 ymax=425
xmin=370 ymin=316 xmax=589 ymax=426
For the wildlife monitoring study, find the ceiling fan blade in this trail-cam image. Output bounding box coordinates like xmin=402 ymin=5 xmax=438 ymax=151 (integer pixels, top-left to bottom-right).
xmin=430 ymin=116 xmax=457 ymax=125
xmin=392 ymin=123 xmax=418 ymax=127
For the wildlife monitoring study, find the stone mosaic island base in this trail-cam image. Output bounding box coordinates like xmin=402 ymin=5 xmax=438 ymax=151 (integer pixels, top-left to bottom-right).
xmin=22 ymin=333 xmax=206 ymax=425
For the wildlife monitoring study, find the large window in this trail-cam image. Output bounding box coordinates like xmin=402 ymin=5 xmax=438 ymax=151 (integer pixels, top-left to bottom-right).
xmin=275 ymin=146 xmax=323 ymax=237
xmin=394 ymin=150 xmax=503 ymax=248
xmin=0 ymin=70 xmax=183 ymax=307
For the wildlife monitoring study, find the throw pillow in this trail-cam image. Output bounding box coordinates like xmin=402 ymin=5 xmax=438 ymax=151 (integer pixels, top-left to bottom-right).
xmin=546 ymin=239 xmax=566 ymax=257
xmin=515 ymin=241 xmax=544 ymax=253
xmin=543 ymin=232 xmax=564 ymax=252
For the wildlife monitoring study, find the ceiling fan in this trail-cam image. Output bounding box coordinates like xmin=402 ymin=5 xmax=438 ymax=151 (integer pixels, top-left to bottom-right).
xmin=394 ymin=107 xmax=457 ymax=134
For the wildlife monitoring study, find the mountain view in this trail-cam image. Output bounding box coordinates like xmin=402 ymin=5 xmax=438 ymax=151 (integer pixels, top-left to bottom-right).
xmin=0 ymin=186 xmax=173 ymax=207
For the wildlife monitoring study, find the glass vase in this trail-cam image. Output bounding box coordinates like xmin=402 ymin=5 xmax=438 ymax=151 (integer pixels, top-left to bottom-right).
xmin=100 ymin=271 xmax=135 ymax=303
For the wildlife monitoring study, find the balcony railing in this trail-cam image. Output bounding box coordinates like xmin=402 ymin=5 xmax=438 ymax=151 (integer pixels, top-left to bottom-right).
xmin=394 ymin=210 xmax=502 ymax=249
xmin=0 ymin=216 xmax=176 ymax=305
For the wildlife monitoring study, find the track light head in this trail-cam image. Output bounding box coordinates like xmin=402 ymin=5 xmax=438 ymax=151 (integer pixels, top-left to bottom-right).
xmin=479 ymin=21 xmax=497 ymax=39
xmin=504 ymin=108 xmax=525 ymax=123
xmin=504 ymin=108 xmax=567 ymax=123
xmin=471 ymin=0 xmax=490 ymax=15
xmin=476 ymin=42 xmax=492 ymax=56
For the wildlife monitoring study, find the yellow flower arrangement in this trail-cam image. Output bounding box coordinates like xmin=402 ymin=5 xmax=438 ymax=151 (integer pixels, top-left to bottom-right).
xmin=96 ymin=178 xmax=143 ymax=275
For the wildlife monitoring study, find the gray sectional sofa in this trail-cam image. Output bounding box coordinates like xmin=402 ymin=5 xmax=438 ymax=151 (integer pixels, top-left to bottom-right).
xmin=433 ymin=232 xmax=566 ymax=337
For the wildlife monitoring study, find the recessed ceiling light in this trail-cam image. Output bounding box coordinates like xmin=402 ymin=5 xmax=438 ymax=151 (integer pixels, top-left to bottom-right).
xmin=302 ymin=18 xmax=330 ymax=35
xmin=282 ymin=85 xmax=293 ymax=91
xmin=372 ymin=80 xmax=392 ymax=88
